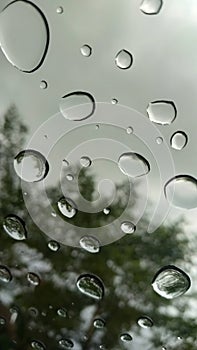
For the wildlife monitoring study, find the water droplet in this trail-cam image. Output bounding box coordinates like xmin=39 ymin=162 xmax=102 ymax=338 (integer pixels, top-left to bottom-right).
xmin=164 ymin=175 xmax=197 ymax=209
xmin=63 ymin=159 xmax=69 ymax=166
xmin=118 ymin=152 xmax=150 ymax=178
xmin=3 ymin=215 xmax=27 ymax=240
xmin=27 ymin=272 xmax=40 ymax=286
xmin=152 ymin=265 xmax=191 ymax=299
xmin=0 ymin=1 xmax=49 ymax=72
xmin=162 ymin=347 xmax=167 ymax=350
xmin=28 ymin=307 xmax=39 ymax=317
xmin=31 ymin=340 xmax=46 ymax=350
xmin=120 ymin=333 xmax=133 ymax=342
xmin=40 ymin=80 xmax=48 ymax=89
xmin=126 ymin=126 xmax=133 ymax=134
xmin=66 ymin=174 xmax=74 ymax=181
xmin=76 ymin=274 xmax=104 ymax=300
xmin=170 ymin=131 xmax=188 ymax=150
xmin=14 ymin=149 xmax=49 ymax=182
xmin=48 ymin=240 xmax=60 ymax=252
xmin=56 ymin=6 xmax=63 ymax=14
xmin=93 ymin=318 xmax=105 ymax=329
xmin=79 ymin=236 xmax=100 ymax=253
xmin=147 ymin=101 xmax=177 ymax=125
xmin=156 ymin=136 xmax=163 ymax=144
xmin=140 ymin=0 xmax=163 ymax=15
xmin=80 ymin=45 xmax=92 ymax=57
xmin=0 ymin=265 xmax=12 ymax=283
xmin=137 ymin=316 xmax=153 ymax=328
xmin=51 ymin=211 xmax=57 ymax=217
xmin=58 ymin=338 xmax=74 ymax=349
xmin=57 ymin=308 xmax=67 ymax=318
xmin=103 ymin=208 xmax=110 ymax=215
xmin=95 ymin=124 xmax=100 ymax=130
xmin=60 ymin=91 xmax=95 ymax=121
xmin=0 ymin=317 xmax=6 ymax=326
xmin=58 ymin=197 xmax=77 ymax=218
xmin=111 ymin=98 xmax=118 ymax=105
xmin=115 ymin=50 xmax=133 ymax=69
xmin=121 ymin=221 xmax=136 ymax=234
xmin=80 ymin=156 xmax=92 ymax=168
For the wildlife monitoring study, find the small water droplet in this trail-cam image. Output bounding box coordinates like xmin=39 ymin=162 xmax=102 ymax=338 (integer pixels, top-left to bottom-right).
xmin=51 ymin=211 xmax=57 ymax=217
xmin=48 ymin=240 xmax=60 ymax=252
xmin=103 ymin=208 xmax=110 ymax=215
xmin=161 ymin=347 xmax=167 ymax=350
xmin=40 ymin=80 xmax=48 ymax=89
xmin=140 ymin=0 xmax=163 ymax=15
xmin=0 ymin=317 xmax=6 ymax=326
xmin=147 ymin=100 xmax=177 ymax=125
xmin=63 ymin=159 xmax=69 ymax=166
xmin=126 ymin=126 xmax=134 ymax=134
xmin=56 ymin=6 xmax=63 ymax=14
xmin=152 ymin=265 xmax=191 ymax=299
xmin=79 ymin=236 xmax=100 ymax=253
xmin=156 ymin=136 xmax=163 ymax=144
xmin=121 ymin=221 xmax=136 ymax=234
xmin=111 ymin=98 xmax=118 ymax=105
xmin=137 ymin=316 xmax=153 ymax=328
xmin=177 ymin=336 xmax=182 ymax=340
xmin=76 ymin=273 xmax=104 ymax=300
xmin=31 ymin=340 xmax=46 ymax=350
xmin=93 ymin=318 xmax=105 ymax=329
xmin=120 ymin=333 xmax=133 ymax=342
xmin=14 ymin=149 xmax=49 ymax=182
xmin=58 ymin=338 xmax=74 ymax=349
xmin=164 ymin=175 xmax=197 ymax=209
xmin=80 ymin=45 xmax=92 ymax=57
xmin=28 ymin=307 xmax=39 ymax=317
xmin=170 ymin=131 xmax=188 ymax=150
xmin=3 ymin=215 xmax=27 ymax=240
xmin=58 ymin=197 xmax=77 ymax=218
xmin=95 ymin=124 xmax=100 ymax=130
xmin=60 ymin=91 xmax=95 ymax=121
xmin=27 ymin=272 xmax=40 ymax=286
xmin=115 ymin=50 xmax=133 ymax=69
xmin=66 ymin=174 xmax=74 ymax=181
xmin=57 ymin=308 xmax=67 ymax=318
xmin=118 ymin=152 xmax=150 ymax=178
xmin=80 ymin=156 xmax=92 ymax=168
xmin=0 ymin=265 xmax=12 ymax=283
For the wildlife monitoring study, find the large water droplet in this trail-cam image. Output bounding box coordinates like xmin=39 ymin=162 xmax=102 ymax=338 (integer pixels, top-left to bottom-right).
xmin=76 ymin=274 xmax=104 ymax=300
xmin=31 ymin=340 xmax=46 ymax=350
xmin=48 ymin=240 xmax=60 ymax=252
xmin=80 ymin=156 xmax=92 ymax=167
xmin=137 ymin=316 xmax=153 ymax=328
xmin=3 ymin=215 xmax=27 ymax=240
xmin=27 ymin=272 xmax=40 ymax=286
xmin=147 ymin=101 xmax=177 ymax=125
xmin=152 ymin=265 xmax=191 ymax=299
xmin=0 ymin=265 xmax=12 ymax=283
xmin=14 ymin=149 xmax=49 ymax=182
xmin=58 ymin=338 xmax=74 ymax=349
xmin=164 ymin=175 xmax=197 ymax=209
xmin=140 ymin=0 xmax=163 ymax=15
xmin=57 ymin=197 xmax=77 ymax=218
xmin=80 ymin=45 xmax=92 ymax=57
xmin=115 ymin=50 xmax=133 ymax=69
xmin=60 ymin=91 xmax=95 ymax=121
xmin=93 ymin=318 xmax=105 ymax=329
xmin=80 ymin=236 xmax=100 ymax=253
xmin=120 ymin=333 xmax=133 ymax=342
xmin=118 ymin=152 xmax=150 ymax=178
xmin=0 ymin=1 xmax=49 ymax=72
xmin=121 ymin=221 xmax=136 ymax=234
xmin=170 ymin=131 xmax=188 ymax=150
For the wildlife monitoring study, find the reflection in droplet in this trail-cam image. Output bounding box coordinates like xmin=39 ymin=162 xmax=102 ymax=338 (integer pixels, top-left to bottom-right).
xmin=170 ymin=131 xmax=188 ymax=150
xmin=93 ymin=318 xmax=105 ymax=329
xmin=14 ymin=149 xmax=49 ymax=182
xmin=118 ymin=152 xmax=150 ymax=178
xmin=115 ymin=50 xmax=133 ymax=69
xmin=147 ymin=101 xmax=177 ymax=125
xmin=57 ymin=308 xmax=67 ymax=318
xmin=3 ymin=215 xmax=27 ymax=240
xmin=56 ymin=6 xmax=63 ymax=14
xmin=103 ymin=208 xmax=110 ymax=215
xmin=58 ymin=197 xmax=77 ymax=218
xmin=127 ymin=126 xmax=134 ymax=134
xmin=48 ymin=240 xmax=60 ymax=252
xmin=156 ymin=136 xmax=163 ymax=144
xmin=140 ymin=0 xmax=163 ymax=15
xmin=27 ymin=272 xmax=40 ymax=286
xmin=0 ymin=1 xmax=49 ymax=72
xmin=80 ymin=156 xmax=92 ymax=168
xmin=31 ymin=340 xmax=46 ymax=350
xmin=66 ymin=174 xmax=74 ymax=181
xmin=58 ymin=338 xmax=74 ymax=348
xmin=111 ymin=98 xmax=118 ymax=105
xmin=40 ymin=80 xmax=48 ymax=89
xmin=0 ymin=266 xmax=12 ymax=283
xmin=76 ymin=274 xmax=104 ymax=300
xmin=60 ymin=91 xmax=95 ymax=121
xmin=120 ymin=333 xmax=133 ymax=342
xmin=121 ymin=221 xmax=136 ymax=234
xmin=0 ymin=317 xmax=6 ymax=326
xmin=137 ymin=316 xmax=153 ymax=328
xmin=152 ymin=265 xmax=191 ymax=299
xmin=164 ymin=175 xmax=197 ymax=209
xmin=79 ymin=236 xmax=100 ymax=253
xmin=80 ymin=45 xmax=92 ymax=57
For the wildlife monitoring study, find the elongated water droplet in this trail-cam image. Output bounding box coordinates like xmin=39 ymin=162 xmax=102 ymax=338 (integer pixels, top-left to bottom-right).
xmin=147 ymin=101 xmax=177 ymax=125
xmin=76 ymin=274 xmax=104 ymax=300
xmin=14 ymin=149 xmax=49 ymax=182
xmin=120 ymin=333 xmax=133 ymax=342
xmin=80 ymin=45 xmax=92 ymax=57
xmin=0 ymin=1 xmax=49 ymax=72
xmin=121 ymin=221 xmax=136 ymax=234
xmin=152 ymin=265 xmax=191 ymax=299
xmin=0 ymin=265 xmax=12 ymax=283
xmin=57 ymin=308 xmax=67 ymax=318
xmin=118 ymin=152 xmax=150 ymax=178
xmin=3 ymin=215 xmax=27 ymax=240
xmin=59 ymin=338 xmax=74 ymax=348
xmin=93 ymin=318 xmax=105 ymax=329
xmin=170 ymin=131 xmax=188 ymax=150
xmin=48 ymin=240 xmax=60 ymax=252
xmin=27 ymin=272 xmax=40 ymax=286
xmin=31 ymin=340 xmax=46 ymax=350
xmin=79 ymin=236 xmax=100 ymax=253
xmin=140 ymin=0 xmax=163 ymax=15
xmin=58 ymin=197 xmax=77 ymax=218
xmin=164 ymin=175 xmax=197 ymax=209
xmin=60 ymin=91 xmax=95 ymax=121
xmin=80 ymin=156 xmax=92 ymax=167
xmin=115 ymin=50 xmax=133 ymax=69
xmin=137 ymin=316 xmax=153 ymax=328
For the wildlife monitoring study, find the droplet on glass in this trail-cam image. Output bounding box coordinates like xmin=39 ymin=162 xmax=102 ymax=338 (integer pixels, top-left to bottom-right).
xmin=164 ymin=175 xmax=197 ymax=209
xmin=147 ymin=100 xmax=177 ymax=125
xmin=80 ymin=156 xmax=92 ymax=168
xmin=76 ymin=273 xmax=104 ymax=300
xmin=60 ymin=91 xmax=95 ymax=121
xmin=56 ymin=6 xmax=63 ymax=14
xmin=58 ymin=338 xmax=74 ymax=349
xmin=93 ymin=318 xmax=105 ymax=329
xmin=3 ymin=215 xmax=27 ymax=240
xmin=66 ymin=174 xmax=74 ymax=181
xmin=115 ymin=49 xmax=133 ymax=69
xmin=57 ymin=197 xmax=77 ymax=218
xmin=0 ymin=265 xmax=12 ymax=283
xmin=111 ymin=98 xmax=118 ymax=105
xmin=31 ymin=340 xmax=46 ymax=350
xmin=63 ymin=159 xmax=69 ymax=166
xmin=170 ymin=131 xmax=188 ymax=150
xmin=137 ymin=316 xmax=153 ymax=328
xmin=14 ymin=149 xmax=49 ymax=182
xmin=121 ymin=221 xmax=136 ymax=234
xmin=28 ymin=307 xmax=39 ymax=317
xmin=27 ymin=272 xmax=40 ymax=286
xmin=103 ymin=208 xmax=110 ymax=215
xmin=40 ymin=80 xmax=48 ymax=89
xmin=79 ymin=236 xmax=100 ymax=253
xmin=140 ymin=0 xmax=163 ymax=15
xmin=0 ymin=317 xmax=6 ymax=326
xmin=156 ymin=136 xmax=163 ymax=144
xmin=80 ymin=45 xmax=92 ymax=57
xmin=120 ymin=333 xmax=133 ymax=342
xmin=57 ymin=308 xmax=67 ymax=318
xmin=126 ymin=126 xmax=133 ymax=134
xmin=118 ymin=152 xmax=150 ymax=178
xmin=48 ymin=240 xmax=60 ymax=252
xmin=152 ymin=265 xmax=191 ymax=299
xmin=95 ymin=124 xmax=100 ymax=130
